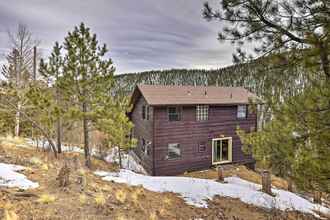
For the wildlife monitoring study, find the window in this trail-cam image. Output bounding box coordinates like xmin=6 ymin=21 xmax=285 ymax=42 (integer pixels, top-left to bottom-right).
xmin=141 ymin=138 xmax=150 ymax=155
xmin=146 ymin=106 xmax=150 ymax=120
xmin=237 ymin=105 xmax=247 ymax=119
xmin=196 ymin=105 xmax=209 ymax=121
xmin=212 ymin=138 xmax=232 ymax=164
xmin=198 ymin=142 xmax=206 ymax=152
xmin=142 ymin=105 xmax=150 ymax=120
xmin=167 ymin=143 xmax=181 ymax=159
xmin=168 ymin=107 xmax=181 ymax=121
xmin=142 ymin=105 xmax=146 ymax=120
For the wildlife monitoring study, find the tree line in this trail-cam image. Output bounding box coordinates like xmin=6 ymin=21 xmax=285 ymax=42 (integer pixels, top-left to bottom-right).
xmin=0 ymin=23 xmax=136 ymax=168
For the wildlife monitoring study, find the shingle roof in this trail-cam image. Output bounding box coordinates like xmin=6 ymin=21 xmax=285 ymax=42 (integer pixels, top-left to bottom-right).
xmin=135 ymin=84 xmax=261 ymax=106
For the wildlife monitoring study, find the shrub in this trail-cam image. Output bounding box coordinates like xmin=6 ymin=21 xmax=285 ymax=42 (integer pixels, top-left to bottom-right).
xmin=94 ymin=193 xmax=106 ymax=207
xmin=37 ymin=194 xmax=56 ymax=204
xmin=115 ymin=190 xmax=127 ymax=204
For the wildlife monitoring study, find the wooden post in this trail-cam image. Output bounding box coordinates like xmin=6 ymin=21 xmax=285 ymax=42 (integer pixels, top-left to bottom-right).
xmin=262 ymin=170 xmax=272 ymax=195
xmin=217 ymin=166 xmax=224 ymax=182
xmin=287 ymin=178 xmax=293 ymax=192
xmin=313 ymin=191 xmax=322 ymax=204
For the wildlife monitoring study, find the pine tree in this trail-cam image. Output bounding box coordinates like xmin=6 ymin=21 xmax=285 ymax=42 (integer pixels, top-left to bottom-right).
xmin=238 ymin=83 xmax=330 ymax=193
xmin=94 ymin=91 xmax=137 ymax=168
xmin=59 ymin=23 xmax=115 ymax=168
xmin=40 ymin=42 xmax=64 ymax=153
xmin=203 ymin=0 xmax=330 ymax=195
xmin=203 ymin=0 xmax=330 ymax=79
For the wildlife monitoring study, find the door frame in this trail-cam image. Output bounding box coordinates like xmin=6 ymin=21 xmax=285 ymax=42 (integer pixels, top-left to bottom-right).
xmin=211 ymin=137 xmax=233 ymax=165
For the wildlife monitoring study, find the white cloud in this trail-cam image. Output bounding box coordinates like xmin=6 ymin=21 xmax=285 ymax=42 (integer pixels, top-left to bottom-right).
xmin=0 ymin=0 xmax=236 ymax=74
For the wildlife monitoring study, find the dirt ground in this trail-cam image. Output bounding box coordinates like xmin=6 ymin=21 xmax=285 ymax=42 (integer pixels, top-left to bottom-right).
xmin=182 ymin=165 xmax=289 ymax=190
xmin=0 ymin=137 xmax=321 ymax=220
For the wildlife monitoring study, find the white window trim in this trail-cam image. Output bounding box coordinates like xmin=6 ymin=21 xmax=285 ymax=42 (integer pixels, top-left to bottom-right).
xmin=211 ymin=137 xmax=233 ymax=165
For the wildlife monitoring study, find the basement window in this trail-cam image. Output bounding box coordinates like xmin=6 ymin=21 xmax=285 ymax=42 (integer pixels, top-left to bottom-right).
xmin=198 ymin=142 xmax=207 ymax=152
xmin=237 ymin=105 xmax=247 ymax=119
xmin=167 ymin=143 xmax=181 ymax=160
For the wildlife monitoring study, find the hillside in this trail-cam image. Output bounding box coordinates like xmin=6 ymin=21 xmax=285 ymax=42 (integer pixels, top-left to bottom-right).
xmin=0 ymin=136 xmax=329 ymax=220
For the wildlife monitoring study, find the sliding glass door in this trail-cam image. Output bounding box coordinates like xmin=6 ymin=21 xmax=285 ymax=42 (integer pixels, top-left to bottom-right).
xmin=212 ymin=137 xmax=232 ymax=164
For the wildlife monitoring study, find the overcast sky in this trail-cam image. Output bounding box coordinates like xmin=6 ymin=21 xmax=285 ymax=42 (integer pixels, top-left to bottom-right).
xmin=0 ymin=0 xmax=236 ymax=74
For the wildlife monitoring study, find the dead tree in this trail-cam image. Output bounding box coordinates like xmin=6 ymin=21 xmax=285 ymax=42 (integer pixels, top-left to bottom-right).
xmin=2 ymin=24 xmax=39 ymax=136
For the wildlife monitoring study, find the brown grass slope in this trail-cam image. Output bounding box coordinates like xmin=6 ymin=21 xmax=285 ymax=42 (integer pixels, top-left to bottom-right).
xmin=0 ymin=138 xmax=322 ymax=220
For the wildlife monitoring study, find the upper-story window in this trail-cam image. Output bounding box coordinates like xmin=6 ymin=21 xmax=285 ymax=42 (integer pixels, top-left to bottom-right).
xmin=142 ymin=105 xmax=150 ymax=120
xmin=196 ymin=105 xmax=209 ymax=121
xmin=168 ymin=106 xmax=181 ymax=121
xmin=237 ymin=105 xmax=247 ymax=119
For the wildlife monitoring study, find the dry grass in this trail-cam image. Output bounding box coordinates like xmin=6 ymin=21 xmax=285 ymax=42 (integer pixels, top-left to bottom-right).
xmin=37 ymin=194 xmax=56 ymax=204
xmin=115 ymin=190 xmax=127 ymax=204
xmin=0 ymin=136 xmax=322 ymax=220
xmin=94 ymin=193 xmax=106 ymax=207
xmin=183 ymin=165 xmax=289 ymax=190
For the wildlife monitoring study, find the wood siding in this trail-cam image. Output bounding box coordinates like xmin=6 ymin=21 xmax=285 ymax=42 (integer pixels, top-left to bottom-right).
xmin=152 ymin=105 xmax=256 ymax=176
xmin=131 ymin=96 xmax=154 ymax=174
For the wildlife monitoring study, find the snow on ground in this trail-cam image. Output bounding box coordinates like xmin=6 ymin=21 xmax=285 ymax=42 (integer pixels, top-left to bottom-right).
xmin=104 ymin=148 xmax=147 ymax=174
xmin=0 ymin=163 xmax=39 ymax=190
xmin=25 ymin=139 xmax=147 ymax=174
xmin=95 ymin=169 xmax=330 ymax=217
xmin=26 ymin=139 xmax=84 ymax=154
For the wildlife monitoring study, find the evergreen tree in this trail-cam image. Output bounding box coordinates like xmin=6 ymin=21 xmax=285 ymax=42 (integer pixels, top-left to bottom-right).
xmin=94 ymin=92 xmax=137 ymax=168
xmin=59 ymin=23 xmax=115 ymax=167
xmin=203 ymin=0 xmax=330 ymax=194
xmin=40 ymin=42 xmax=64 ymax=153
xmin=238 ymin=82 xmax=330 ymax=193
xmin=203 ymin=0 xmax=330 ymax=79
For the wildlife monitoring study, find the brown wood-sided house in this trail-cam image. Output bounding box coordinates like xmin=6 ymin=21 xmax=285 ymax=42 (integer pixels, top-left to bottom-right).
xmin=129 ymin=85 xmax=261 ymax=176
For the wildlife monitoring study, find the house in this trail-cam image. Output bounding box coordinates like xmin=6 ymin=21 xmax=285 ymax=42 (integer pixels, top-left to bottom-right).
xmin=129 ymin=84 xmax=261 ymax=176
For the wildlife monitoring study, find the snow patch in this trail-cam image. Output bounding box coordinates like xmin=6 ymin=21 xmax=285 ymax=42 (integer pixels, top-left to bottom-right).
xmin=25 ymin=139 xmax=147 ymax=174
xmin=95 ymin=169 xmax=330 ymax=217
xmin=26 ymin=139 xmax=84 ymax=154
xmin=104 ymin=148 xmax=147 ymax=174
xmin=0 ymin=163 xmax=39 ymax=189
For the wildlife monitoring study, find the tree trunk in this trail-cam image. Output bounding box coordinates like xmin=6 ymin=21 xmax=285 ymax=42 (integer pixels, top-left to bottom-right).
xmin=319 ymin=42 xmax=330 ymax=79
xmin=56 ymin=118 xmax=62 ymax=153
xmin=15 ymin=102 xmax=21 ymax=137
xmin=118 ymin=147 xmax=122 ymax=168
xmin=83 ymin=102 xmax=91 ymax=168
xmin=262 ymin=170 xmax=272 ymax=195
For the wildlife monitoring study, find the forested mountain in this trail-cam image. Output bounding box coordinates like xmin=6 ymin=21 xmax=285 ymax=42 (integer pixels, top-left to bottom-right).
xmin=115 ymin=57 xmax=313 ymax=124
xmin=116 ymin=58 xmax=308 ymax=97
